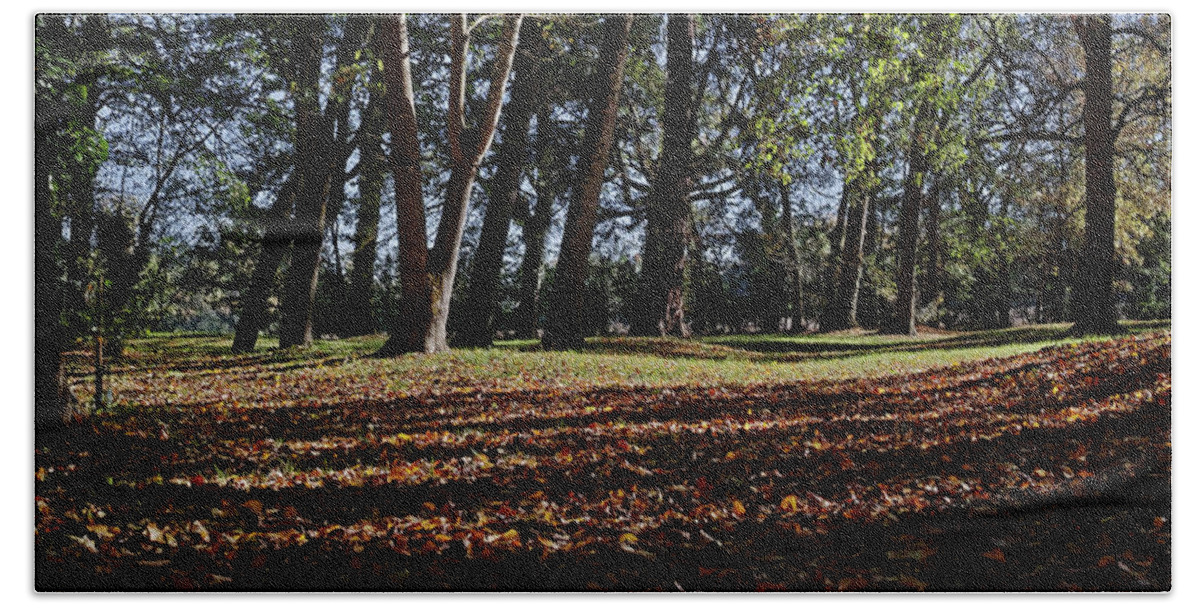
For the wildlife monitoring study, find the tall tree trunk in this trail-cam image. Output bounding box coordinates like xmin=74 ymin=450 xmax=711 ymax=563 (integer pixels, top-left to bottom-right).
xmin=458 ymin=17 xmax=548 ymax=348
xmin=63 ymin=100 xmax=100 ymax=341
xmin=883 ymin=113 xmax=929 ymax=336
xmin=542 ymin=15 xmax=634 ymax=350
xmin=277 ymin=19 xmax=334 ymax=349
xmin=377 ymin=15 xmax=431 ymax=355
xmin=511 ymin=107 xmax=558 ymax=340
xmin=780 ymin=181 xmax=805 ymax=332
xmin=820 ymin=184 xmax=850 ymax=330
xmin=35 ymin=124 xmax=69 ymax=429
xmin=344 ymin=88 xmax=386 ymax=337
xmin=630 ymin=14 xmax=697 ymax=338
xmin=1071 ymin=15 xmax=1120 ymax=335
xmin=379 ymin=14 xmax=522 ymax=355
xmin=924 ymin=176 xmax=944 ymax=322
xmin=232 ymin=176 xmax=298 ymax=352
xmin=824 ymin=176 xmax=871 ymax=331
xmin=277 ymin=16 xmax=372 ymax=348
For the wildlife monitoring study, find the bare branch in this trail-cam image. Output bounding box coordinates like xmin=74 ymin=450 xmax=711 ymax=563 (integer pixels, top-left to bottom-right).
xmin=1112 ymin=26 xmax=1170 ymax=56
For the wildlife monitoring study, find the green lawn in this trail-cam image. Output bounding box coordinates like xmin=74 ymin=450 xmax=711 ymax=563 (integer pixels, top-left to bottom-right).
xmin=80 ymin=320 xmax=1170 ymax=408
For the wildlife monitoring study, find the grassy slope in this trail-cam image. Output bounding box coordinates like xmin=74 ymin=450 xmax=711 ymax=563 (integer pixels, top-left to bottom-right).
xmin=83 ymin=321 xmax=1170 ymax=406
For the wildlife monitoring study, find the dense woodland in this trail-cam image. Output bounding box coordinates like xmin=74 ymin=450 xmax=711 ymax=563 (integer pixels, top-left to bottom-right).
xmin=35 ymin=14 xmax=1170 ymax=427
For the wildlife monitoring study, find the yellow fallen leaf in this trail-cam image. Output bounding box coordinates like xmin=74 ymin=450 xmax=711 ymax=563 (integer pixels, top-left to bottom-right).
xmin=500 ymin=529 xmax=521 ymax=547
xmin=732 ymin=500 xmax=746 ymax=517
xmin=780 ymin=495 xmax=800 ymax=513
xmin=619 ymin=532 xmax=638 ymax=544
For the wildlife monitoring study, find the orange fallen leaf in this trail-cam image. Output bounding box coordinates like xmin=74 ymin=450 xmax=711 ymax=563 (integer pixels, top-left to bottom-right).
xmin=983 ymin=548 xmax=1006 ymax=562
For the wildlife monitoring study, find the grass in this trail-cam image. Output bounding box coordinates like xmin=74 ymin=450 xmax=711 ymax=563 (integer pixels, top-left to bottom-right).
xmin=77 ymin=320 xmax=1171 ymax=409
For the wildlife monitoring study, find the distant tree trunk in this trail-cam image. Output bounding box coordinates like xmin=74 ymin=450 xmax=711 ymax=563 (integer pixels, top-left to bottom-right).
xmin=344 ymin=88 xmax=385 ymax=337
xmin=923 ymin=176 xmax=944 ymax=321
xmin=1071 ymin=15 xmax=1121 ymax=335
xmin=378 ymin=14 xmax=522 ymax=355
xmin=856 ymin=193 xmax=883 ymax=330
xmin=232 ymin=176 xmax=298 ymax=353
xmin=882 ymin=111 xmax=930 ymax=336
xmin=779 ymin=181 xmax=805 ymax=332
xmin=277 ymin=20 xmax=334 ymax=349
xmin=511 ymin=108 xmax=558 ymax=340
xmin=824 ymin=175 xmax=871 ymax=332
xmin=542 ymin=15 xmax=634 ymax=350
xmin=820 ymin=185 xmax=850 ymax=330
xmin=458 ymin=17 xmax=548 ymax=348
xmin=95 ymin=205 xmax=142 ymax=357
xmin=631 ymin=14 xmax=697 ymax=338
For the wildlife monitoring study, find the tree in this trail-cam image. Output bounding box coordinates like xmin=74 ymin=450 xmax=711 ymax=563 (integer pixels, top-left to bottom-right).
xmin=510 ymin=104 xmax=571 ymax=339
xmin=629 ymin=14 xmax=698 ymax=338
xmin=377 ymin=14 xmax=523 ymax=355
xmin=35 ymin=15 xmax=121 ymax=427
xmin=278 ymin=16 xmax=370 ymax=348
xmin=233 ymin=16 xmax=371 ymax=351
xmin=343 ymin=66 xmax=387 ymax=337
xmin=542 ymin=15 xmax=634 ymax=350
xmin=457 ymin=17 xmax=551 ymax=347
xmin=881 ymin=15 xmax=991 ymax=336
xmin=1069 ymin=15 xmax=1120 ymax=335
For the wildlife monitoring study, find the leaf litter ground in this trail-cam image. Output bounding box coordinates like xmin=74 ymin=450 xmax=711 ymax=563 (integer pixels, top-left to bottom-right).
xmin=36 ymin=330 xmax=1170 ymax=591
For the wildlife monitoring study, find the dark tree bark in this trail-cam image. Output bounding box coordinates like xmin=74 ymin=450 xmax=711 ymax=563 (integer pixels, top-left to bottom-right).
xmin=630 ymin=14 xmax=697 ymax=338
xmin=882 ymin=110 xmax=930 ymax=336
xmin=1071 ymin=15 xmax=1121 ymax=335
xmin=63 ymin=102 xmax=100 ymax=341
xmin=344 ymin=87 xmax=386 ymax=337
xmin=511 ymin=107 xmax=559 ymax=340
xmin=821 ymin=97 xmax=882 ymax=334
xmin=457 ymin=18 xmax=549 ymax=348
xmin=859 ymin=191 xmax=882 ymax=329
xmin=923 ymin=176 xmax=944 ymax=319
xmin=279 ymin=17 xmax=366 ymax=348
xmin=823 ymin=174 xmax=872 ymax=332
xmin=35 ymin=123 xmax=69 ymax=429
xmin=779 ymin=181 xmax=805 ymax=332
xmin=820 ymin=184 xmax=850 ymax=330
xmin=378 ymin=14 xmax=522 ymax=355
xmin=377 ymin=14 xmax=431 ymax=354
xmin=630 ymin=14 xmax=698 ymax=338
xmin=542 ymin=15 xmax=634 ymax=350
xmin=232 ymin=176 xmax=298 ymax=353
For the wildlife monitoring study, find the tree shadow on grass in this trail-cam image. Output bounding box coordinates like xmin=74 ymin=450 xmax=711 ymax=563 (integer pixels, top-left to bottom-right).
xmin=567 ymin=320 xmax=1169 ymax=363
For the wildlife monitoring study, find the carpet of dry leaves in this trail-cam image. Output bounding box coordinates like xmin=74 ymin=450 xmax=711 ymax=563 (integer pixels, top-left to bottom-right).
xmin=35 ymin=332 xmax=1170 ymax=591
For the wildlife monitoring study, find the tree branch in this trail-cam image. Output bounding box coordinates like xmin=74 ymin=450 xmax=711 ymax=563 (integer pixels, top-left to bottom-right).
xmin=1112 ymin=26 xmax=1170 ymax=56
